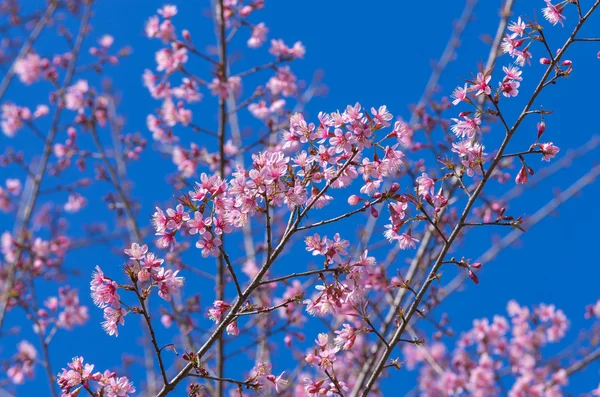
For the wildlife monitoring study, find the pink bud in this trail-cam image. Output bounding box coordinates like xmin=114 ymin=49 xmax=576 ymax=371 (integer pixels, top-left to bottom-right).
xmin=390 ymin=182 xmax=400 ymax=192
xmin=370 ymin=206 xmax=379 ymax=218
xmin=561 ymin=60 xmax=572 ymax=66
xmin=471 ymin=262 xmax=482 ymax=269
xmin=515 ymin=165 xmax=528 ymax=184
xmin=347 ymin=195 xmax=362 ymax=206
xmin=373 ymin=192 xmax=382 ymax=199
xmin=468 ymin=270 xmax=479 ymax=284
xmin=539 ymin=57 xmax=552 ymax=65
xmin=537 ymin=121 xmax=546 ymax=139
xmin=182 ymin=29 xmax=191 ymax=41
xmin=160 ymin=314 xmax=173 ymax=328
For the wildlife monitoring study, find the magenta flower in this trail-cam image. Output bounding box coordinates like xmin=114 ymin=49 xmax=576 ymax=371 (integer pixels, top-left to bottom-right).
xmin=542 ymin=0 xmax=566 ymax=26
xmin=196 ymin=232 xmax=222 ymax=258
xmin=154 ymin=268 xmax=184 ymax=301
xmin=451 ymin=84 xmax=469 ymax=105
xmin=540 ymin=142 xmax=560 ymax=161
xmin=124 ymin=243 xmax=148 ymax=260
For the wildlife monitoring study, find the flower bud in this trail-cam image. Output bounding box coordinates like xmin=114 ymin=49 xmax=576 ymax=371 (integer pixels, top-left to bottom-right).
xmin=390 ymin=182 xmax=400 ymax=192
xmin=539 ymin=57 xmax=552 ymax=65
xmin=370 ymin=206 xmax=379 ymax=218
xmin=537 ymin=121 xmax=546 ymax=139
xmin=348 ymin=195 xmax=362 ymax=206
xmin=468 ymin=270 xmax=479 ymax=284
xmin=515 ymin=165 xmax=528 ymax=184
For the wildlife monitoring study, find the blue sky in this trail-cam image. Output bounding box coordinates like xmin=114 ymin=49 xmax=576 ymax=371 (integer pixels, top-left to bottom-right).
xmin=2 ymin=0 xmax=600 ymax=395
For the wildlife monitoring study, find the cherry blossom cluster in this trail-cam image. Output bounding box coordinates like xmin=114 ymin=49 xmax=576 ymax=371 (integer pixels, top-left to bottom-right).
xmin=401 ymin=300 xmax=580 ymax=396
xmin=90 ymin=243 xmax=184 ymax=336
xmin=56 ymin=356 xmax=135 ymax=397
xmin=143 ymin=4 xmax=306 ymax=175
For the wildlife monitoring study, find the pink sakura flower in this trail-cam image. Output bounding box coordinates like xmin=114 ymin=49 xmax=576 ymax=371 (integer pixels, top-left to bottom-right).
xmin=209 ymin=300 xmax=231 ymax=323
xmin=166 ymin=204 xmax=190 ymax=229
xmin=269 ymin=39 xmax=305 ymax=58
xmin=105 ymin=376 xmax=136 ymax=397
xmin=416 ymin=173 xmax=435 ymax=197
xmin=156 ymin=230 xmax=177 ymax=251
xmin=187 ymin=211 xmax=209 ymax=235
xmin=102 ymin=306 xmax=127 ymax=336
xmin=153 ymin=268 xmax=184 ymax=301
xmin=371 ymin=105 xmax=393 ymax=127
xmin=5 ymin=179 xmax=22 ymax=196
xmin=304 ymin=378 xmax=328 ymax=397
xmin=501 ymin=34 xmax=523 ymax=56
xmin=450 ymin=114 xmax=481 ymax=138
xmin=516 ymin=47 xmax=533 ymax=66
xmin=33 ymin=104 xmax=49 ymax=118
xmin=141 ymin=252 xmax=164 ymax=270
xmin=508 ymin=17 xmax=527 ymax=36
xmin=152 ymin=207 xmax=168 ymax=232
xmin=56 ymin=287 xmax=89 ymax=330
xmin=397 ymin=232 xmax=419 ymax=250
xmin=155 ymin=45 xmax=188 ymax=73
xmin=209 ymin=76 xmax=242 ymax=99
xmin=7 ymin=341 xmax=37 ymax=384
xmin=503 ymin=65 xmax=523 ymax=81
xmin=56 ymin=357 xmax=97 ymax=391
xmin=540 ymin=142 xmax=559 ymax=161
xmin=473 ymin=72 xmax=492 ymax=96
xmin=304 ymin=282 xmax=349 ymax=316
xmin=266 ymin=66 xmax=297 ymax=97
xmin=98 ymin=34 xmax=114 ymax=48
xmin=284 ymin=181 xmax=308 ymax=210
xmin=146 ymin=16 xmax=175 ymax=43
xmin=65 ymin=80 xmax=89 ymax=112
xmin=500 ymin=80 xmax=520 ymax=97
xmin=542 ymin=0 xmax=566 ymax=26
xmin=124 ymin=243 xmax=148 ymax=260
xmin=161 ymin=97 xmax=192 ymax=126
xmin=453 ymin=140 xmax=487 ymax=177
xmin=334 ymin=324 xmax=357 ymax=350
xmin=173 ymin=77 xmax=202 ymax=102
xmin=161 ymin=314 xmax=173 ymax=328
xmin=64 ymin=193 xmax=87 ymax=213
xmin=248 ymin=100 xmax=272 ymax=120
xmin=451 ymin=84 xmax=469 ymax=105
xmin=14 ymin=52 xmax=46 ymax=85
xmin=196 ymin=232 xmax=222 ymax=258
xmin=266 ymin=372 xmax=288 ymax=392
xmin=248 ymin=22 xmax=268 ymax=48
xmin=157 ymin=5 xmax=177 ymax=18
xmin=90 ymin=266 xmax=120 ymax=309
xmin=392 ymin=119 xmax=413 ymax=144
xmin=1 ymin=103 xmax=30 ymax=137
